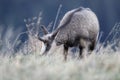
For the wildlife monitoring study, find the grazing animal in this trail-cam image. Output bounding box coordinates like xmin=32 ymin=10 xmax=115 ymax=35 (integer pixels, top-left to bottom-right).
xmin=38 ymin=7 xmax=99 ymax=60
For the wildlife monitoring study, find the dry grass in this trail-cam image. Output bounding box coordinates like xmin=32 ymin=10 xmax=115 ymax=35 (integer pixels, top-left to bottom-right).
xmin=0 ymin=11 xmax=120 ymax=80
xmin=0 ymin=45 xmax=120 ymax=80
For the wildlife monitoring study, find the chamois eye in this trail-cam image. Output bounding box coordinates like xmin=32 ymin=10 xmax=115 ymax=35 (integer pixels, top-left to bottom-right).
xmin=48 ymin=37 xmax=51 ymax=40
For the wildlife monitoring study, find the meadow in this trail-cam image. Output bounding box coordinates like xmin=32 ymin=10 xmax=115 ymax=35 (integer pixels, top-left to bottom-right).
xmin=0 ymin=43 xmax=120 ymax=80
xmin=0 ymin=12 xmax=120 ymax=80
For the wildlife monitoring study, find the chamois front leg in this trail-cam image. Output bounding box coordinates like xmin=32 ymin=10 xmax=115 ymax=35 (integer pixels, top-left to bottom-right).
xmin=63 ymin=45 xmax=68 ymax=61
xmin=79 ymin=39 xmax=88 ymax=59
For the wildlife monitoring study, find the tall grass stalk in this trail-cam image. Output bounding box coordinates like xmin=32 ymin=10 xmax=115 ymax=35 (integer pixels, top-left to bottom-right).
xmin=52 ymin=4 xmax=62 ymax=31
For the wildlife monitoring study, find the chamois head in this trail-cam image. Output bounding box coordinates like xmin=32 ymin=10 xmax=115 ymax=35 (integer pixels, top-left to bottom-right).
xmin=38 ymin=25 xmax=57 ymax=55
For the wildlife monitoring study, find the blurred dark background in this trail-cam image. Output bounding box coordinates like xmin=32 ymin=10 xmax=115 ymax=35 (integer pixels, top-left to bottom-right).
xmin=0 ymin=0 xmax=120 ymax=42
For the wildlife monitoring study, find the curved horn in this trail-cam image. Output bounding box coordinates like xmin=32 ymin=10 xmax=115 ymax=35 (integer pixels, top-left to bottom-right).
xmin=41 ymin=25 xmax=49 ymax=34
xmin=38 ymin=36 xmax=46 ymax=43
xmin=37 ymin=33 xmax=46 ymax=42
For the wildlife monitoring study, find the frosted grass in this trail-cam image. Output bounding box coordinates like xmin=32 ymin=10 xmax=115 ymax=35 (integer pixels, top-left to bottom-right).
xmin=0 ymin=44 xmax=120 ymax=80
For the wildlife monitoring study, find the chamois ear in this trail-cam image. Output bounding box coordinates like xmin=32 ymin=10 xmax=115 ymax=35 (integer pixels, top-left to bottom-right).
xmin=51 ymin=30 xmax=59 ymax=39
xmin=41 ymin=25 xmax=49 ymax=34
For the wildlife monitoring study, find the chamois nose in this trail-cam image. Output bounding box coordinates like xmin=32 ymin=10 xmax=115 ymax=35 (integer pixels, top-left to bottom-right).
xmin=40 ymin=42 xmax=46 ymax=55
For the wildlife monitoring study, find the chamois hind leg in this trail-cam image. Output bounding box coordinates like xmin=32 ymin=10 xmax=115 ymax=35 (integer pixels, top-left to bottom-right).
xmin=63 ymin=45 xmax=68 ymax=61
xmin=88 ymin=40 xmax=96 ymax=55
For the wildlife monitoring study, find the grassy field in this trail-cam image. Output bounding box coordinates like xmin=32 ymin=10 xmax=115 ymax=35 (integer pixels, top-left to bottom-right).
xmin=0 ymin=43 xmax=120 ymax=80
xmin=0 ymin=14 xmax=120 ymax=80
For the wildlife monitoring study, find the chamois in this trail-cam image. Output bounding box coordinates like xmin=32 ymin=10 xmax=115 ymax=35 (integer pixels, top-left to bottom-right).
xmin=38 ymin=7 xmax=99 ymax=60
